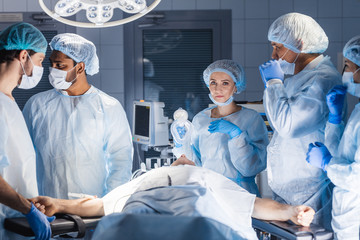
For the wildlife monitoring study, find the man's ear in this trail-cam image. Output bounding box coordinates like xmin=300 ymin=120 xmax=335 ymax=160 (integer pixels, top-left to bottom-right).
xmin=76 ymin=62 xmax=86 ymax=74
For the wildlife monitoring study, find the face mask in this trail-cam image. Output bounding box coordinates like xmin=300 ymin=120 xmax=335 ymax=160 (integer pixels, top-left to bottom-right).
xmin=342 ymin=68 xmax=360 ymax=97
xmin=277 ymin=48 xmax=300 ymax=75
xmin=49 ymin=65 xmax=77 ymax=90
xmin=18 ymin=52 xmax=44 ymax=89
xmin=209 ymin=94 xmax=234 ymax=106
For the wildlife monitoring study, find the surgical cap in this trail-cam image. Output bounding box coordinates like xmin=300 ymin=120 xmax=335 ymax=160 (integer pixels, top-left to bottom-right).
xmin=50 ymin=33 xmax=99 ymax=76
xmin=203 ymin=59 xmax=246 ymax=93
xmin=268 ymin=12 xmax=328 ymax=54
xmin=343 ymin=35 xmax=360 ymax=67
xmin=0 ymin=22 xmax=47 ymax=54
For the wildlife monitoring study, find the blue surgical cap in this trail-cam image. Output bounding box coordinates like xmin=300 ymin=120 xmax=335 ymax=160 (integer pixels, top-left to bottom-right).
xmin=0 ymin=22 xmax=47 ymax=54
xmin=50 ymin=33 xmax=99 ymax=76
xmin=268 ymin=12 xmax=328 ymax=54
xmin=343 ymin=35 xmax=360 ymax=67
xmin=203 ymin=59 xmax=246 ymax=93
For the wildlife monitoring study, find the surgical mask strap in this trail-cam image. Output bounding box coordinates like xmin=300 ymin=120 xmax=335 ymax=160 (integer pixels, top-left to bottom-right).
xmin=67 ymin=64 xmax=78 ymax=83
xmin=353 ymin=67 xmax=360 ymax=76
xmin=280 ymin=48 xmax=299 ymax=64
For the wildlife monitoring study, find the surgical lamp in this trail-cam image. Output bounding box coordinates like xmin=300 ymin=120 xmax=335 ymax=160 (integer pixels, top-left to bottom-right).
xmin=38 ymin=0 xmax=161 ymax=28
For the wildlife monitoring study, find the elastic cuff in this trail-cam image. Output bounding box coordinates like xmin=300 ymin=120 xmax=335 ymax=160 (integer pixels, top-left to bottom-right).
xmin=328 ymin=113 xmax=342 ymax=124
xmin=229 ymin=129 xmax=242 ymax=139
xmin=266 ymin=79 xmax=283 ymax=87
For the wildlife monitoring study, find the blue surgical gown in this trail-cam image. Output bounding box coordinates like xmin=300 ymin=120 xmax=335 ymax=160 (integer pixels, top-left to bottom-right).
xmin=263 ymin=55 xmax=342 ymax=230
xmin=190 ymin=106 xmax=268 ymax=196
xmin=23 ymin=86 xmax=133 ymax=199
xmin=0 ymin=92 xmax=38 ymax=240
xmin=326 ymin=103 xmax=360 ymax=239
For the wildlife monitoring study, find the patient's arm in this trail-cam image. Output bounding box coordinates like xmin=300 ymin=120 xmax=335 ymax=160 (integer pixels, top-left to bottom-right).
xmin=252 ymin=198 xmax=315 ymax=227
xmin=30 ymin=196 xmax=105 ymax=217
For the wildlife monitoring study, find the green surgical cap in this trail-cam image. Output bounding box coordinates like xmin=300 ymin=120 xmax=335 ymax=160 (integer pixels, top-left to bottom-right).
xmin=0 ymin=22 xmax=47 ymax=54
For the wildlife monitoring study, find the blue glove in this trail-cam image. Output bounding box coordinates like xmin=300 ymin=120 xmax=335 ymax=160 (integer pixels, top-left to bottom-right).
xmin=208 ymin=119 xmax=242 ymax=139
xmin=259 ymin=59 xmax=284 ymax=86
xmin=326 ymin=85 xmax=347 ymax=124
xmin=25 ymin=203 xmax=55 ymax=240
xmin=306 ymin=142 xmax=332 ymax=171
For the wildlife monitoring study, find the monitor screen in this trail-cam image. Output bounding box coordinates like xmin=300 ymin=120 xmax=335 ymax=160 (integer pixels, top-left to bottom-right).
xmin=134 ymin=105 xmax=150 ymax=138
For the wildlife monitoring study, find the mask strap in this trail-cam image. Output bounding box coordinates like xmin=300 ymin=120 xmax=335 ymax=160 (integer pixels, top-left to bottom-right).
xmin=68 ymin=64 xmax=78 ymax=83
xmin=280 ymin=48 xmax=290 ymax=60
xmin=354 ymin=67 xmax=360 ymax=75
xmin=293 ymin=52 xmax=300 ymax=64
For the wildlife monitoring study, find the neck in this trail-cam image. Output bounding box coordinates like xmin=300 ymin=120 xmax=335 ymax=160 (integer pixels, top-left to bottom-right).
xmin=214 ymin=101 xmax=240 ymax=118
xmin=0 ymin=61 xmax=21 ymax=100
xmin=294 ymin=53 xmax=320 ymax=74
xmin=65 ymin=75 xmax=91 ymax=96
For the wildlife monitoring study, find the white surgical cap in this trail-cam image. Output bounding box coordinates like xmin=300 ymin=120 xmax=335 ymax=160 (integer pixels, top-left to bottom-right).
xmin=203 ymin=59 xmax=246 ymax=93
xmin=50 ymin=33 xmax=99 ymax=76
xmin=343 ymin=35 xmax=360 ymax=67
xmin=268 ymin=12 xmax=328 ymax=54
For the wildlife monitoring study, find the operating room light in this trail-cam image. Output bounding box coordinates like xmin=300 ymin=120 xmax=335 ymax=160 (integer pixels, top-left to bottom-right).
xmin=38 ymin=0 xmax=161 ymax=28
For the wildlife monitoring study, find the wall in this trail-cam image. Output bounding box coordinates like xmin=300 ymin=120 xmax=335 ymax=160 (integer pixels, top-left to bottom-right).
xmin=2 ymin=0 xmax=360 ymax=108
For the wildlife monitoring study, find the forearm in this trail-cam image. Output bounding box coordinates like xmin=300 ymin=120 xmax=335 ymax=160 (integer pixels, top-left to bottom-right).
xmin=252 ymin=198 xmax=292 ymax=221
xmin=0 ymin=176 xmax=31 ymax=214
xmin=55 ymin=198 xmax=105 ymax=217
xmin=264 ymin=84 xmax=325 ymax=138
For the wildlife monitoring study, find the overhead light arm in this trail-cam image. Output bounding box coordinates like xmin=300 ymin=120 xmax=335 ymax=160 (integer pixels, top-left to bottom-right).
xmin=38 ymin=0 xmax=161 ymax=28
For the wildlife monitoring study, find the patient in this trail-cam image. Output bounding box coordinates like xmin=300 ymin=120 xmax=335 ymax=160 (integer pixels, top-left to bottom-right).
xmin=31 ymin=158 xmax=314 ymax=239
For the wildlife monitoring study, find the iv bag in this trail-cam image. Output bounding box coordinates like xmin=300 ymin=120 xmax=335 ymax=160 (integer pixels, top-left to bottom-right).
xmin=171 ymin=108 xmax=193 ymax=160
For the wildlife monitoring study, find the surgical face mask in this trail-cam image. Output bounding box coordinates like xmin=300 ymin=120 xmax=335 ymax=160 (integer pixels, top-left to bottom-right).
xmin=342 ymin=68 xmax=360 ymax=97
xmin=49 ymin=65 xmax=77 ymax=90
xmin=277 ymin=49 xmax=300 ymax=75
xmin=18 ymin=52 xmax=44 ymax=89
xmin=208 ymin=94 xmax=234 ymax=106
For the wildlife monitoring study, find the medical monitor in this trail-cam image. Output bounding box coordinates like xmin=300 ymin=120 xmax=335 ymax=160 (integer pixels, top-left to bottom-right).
xmin=133 ymin=101 xmax=169 ymax=147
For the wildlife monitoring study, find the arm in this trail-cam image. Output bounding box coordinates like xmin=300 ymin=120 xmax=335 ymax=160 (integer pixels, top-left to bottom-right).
xmin=0 ymin=176 xmax=32 ymax=214
xmin=264 ymin=78 xmax=329 ymax=138
xmin=252 ymin=198 xmax=315 ymax=227
xmin=324 ymin=121 xmax=344 ymax=156
xmin=30 ymin=196 xmax=104 ymax=217
xmin=105 ymin=102 xmax=133 ymax=193
xmin=228 ymin=113 xmax=268 ymax=176
xmin=327 ymin=161 xmax=360 ymax=194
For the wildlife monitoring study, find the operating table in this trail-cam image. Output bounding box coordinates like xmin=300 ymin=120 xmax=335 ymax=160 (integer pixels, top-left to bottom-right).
xmin=5 ymin=215 xmax=333 ymax=239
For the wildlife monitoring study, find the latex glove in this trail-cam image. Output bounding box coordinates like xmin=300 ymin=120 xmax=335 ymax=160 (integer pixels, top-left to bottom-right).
xmin=25 ymin=203 xmax=55 ymax=240
xmin=326 ymin=85 xmax=347 ymax=124
xmin=306 ymin=142 xmax=332 ymax=171
xmin=208 ymin=119 xmax=242 ymax=139
xmin=259 ymin=59 xmax=284 ymax=86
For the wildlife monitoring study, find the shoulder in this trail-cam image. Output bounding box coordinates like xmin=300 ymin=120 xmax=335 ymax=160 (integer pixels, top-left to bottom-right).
xmin=192 ymin=107 xmax=212 ymax=123
xmin=27 ymin=89 xmax=57 ymax=105
xmin=313 ymin=56 xmax=342 ymax=84
xmin=95 ymin=88 xmax=121 ymax=106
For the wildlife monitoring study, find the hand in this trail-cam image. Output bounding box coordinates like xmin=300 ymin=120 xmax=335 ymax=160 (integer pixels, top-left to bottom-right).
xmin=306 ymin=142 xmax=332 ymax=171
xmin=30 ymin=196 xmax=58 ymax=217
xmin=171 ymin=154 xmax=195 ymax=166
xmin=208 ymin=119 xmax=242 ymax=139
xmin=327 ymin=85 xmax=347 ymax=124
xmin=24 ymin=203 xmax=55 ymax=240
xmin=259 ymin=59 xmax=284 ymax=86
xmin=289 ymin=205 xmax=315 ymax=227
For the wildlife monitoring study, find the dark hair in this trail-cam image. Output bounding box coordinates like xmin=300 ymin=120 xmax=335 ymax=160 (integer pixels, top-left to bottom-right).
xmin=0 ymin=49 xmax=36 ymax=64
